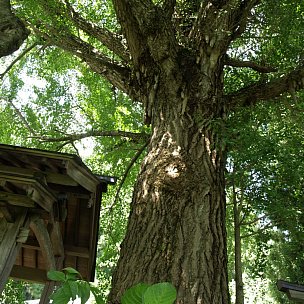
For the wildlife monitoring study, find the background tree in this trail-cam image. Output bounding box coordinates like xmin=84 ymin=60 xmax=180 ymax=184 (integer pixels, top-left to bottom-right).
xmin=0 ymin=1 xmax=304 ymax=303
xmin=225 ymin=100 xmax=304 ymax=303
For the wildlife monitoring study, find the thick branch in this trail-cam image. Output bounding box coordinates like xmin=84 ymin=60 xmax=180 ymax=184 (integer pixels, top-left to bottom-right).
xmin=116 ymin=0 xmax=155 ymax=32
xmin=61 ymin=40 xmax=130 ymax=94
xmin=112 ymin=0 xmax=153 ymax=65
xmin=226 ymin=66 xmax=304 ymax=108
xmin=63 ymin=0 xmax=130 ymax=62
xmin=192 ymin=0 xmax=260 ymax=55
xmin=30 ymin=24 xmax=135 ymax=96
xmin=30 ymin=130 xmax=150 ymax=143
xmin=230 ymin=0 xmax=261 ymax=40
xmin=224 ymin=55 xmax=277 ymax=73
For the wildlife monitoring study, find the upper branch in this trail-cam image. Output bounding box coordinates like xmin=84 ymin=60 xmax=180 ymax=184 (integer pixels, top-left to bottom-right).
xmin=31 ymin=130 xmax=150 ymax=143
xmin=112 ymin=0 xmax=155 ymax=65
xmin=192 ymin=0 xmax=260 ymax=56
xmin=225 ymin=66 xmax=304 ymax=108
xmin=63 ymin=0 xmax=130 ymax=62
xmin=30 ymin=24 xmax=135 ymax=97
xmin=112 ymin=0 xmax=179 ymax=70
xmin=224 ymin=55 xmax=277 ymax=73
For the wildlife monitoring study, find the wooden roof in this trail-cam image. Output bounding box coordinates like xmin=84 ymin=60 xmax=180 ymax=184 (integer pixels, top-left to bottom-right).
xmin=277 ymin=280 xmax=304 ymax=303
xmin=0 ymin=144 xmax=114 ymax=285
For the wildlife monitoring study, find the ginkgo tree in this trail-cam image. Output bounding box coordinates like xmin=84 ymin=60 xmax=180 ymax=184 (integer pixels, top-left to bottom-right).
xmin=1 ymin=1 xmax=304 ymax=303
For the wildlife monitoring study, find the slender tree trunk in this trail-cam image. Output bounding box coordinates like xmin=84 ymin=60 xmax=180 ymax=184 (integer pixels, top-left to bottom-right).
xmin=109 ymin=58 xmax=230 ymax=303
xmin=233 ymin=184 xmax=244 ymax=304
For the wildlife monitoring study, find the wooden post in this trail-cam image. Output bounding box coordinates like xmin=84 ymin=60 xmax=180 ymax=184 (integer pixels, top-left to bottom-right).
xmin=30 ymin=216 xmax=65 ymax=304
xmin=29 ymin=216 xmax=56 ymax=270
xmin=39 ymin=257 xmax=64 ymax=304
xmin=0 ymin=211 xmax=28 ymax=294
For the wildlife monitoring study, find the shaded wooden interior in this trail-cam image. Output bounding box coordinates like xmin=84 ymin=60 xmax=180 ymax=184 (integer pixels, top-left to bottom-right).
xmin=0 ymin=144 xmax=115 ymax=303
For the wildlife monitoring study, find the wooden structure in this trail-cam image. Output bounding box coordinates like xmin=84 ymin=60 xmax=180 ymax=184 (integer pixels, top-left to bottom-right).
xmin=277 ymin=280 xmax=304 ymax=303
xmin=0 ymin=144 xmax=115 ymax=303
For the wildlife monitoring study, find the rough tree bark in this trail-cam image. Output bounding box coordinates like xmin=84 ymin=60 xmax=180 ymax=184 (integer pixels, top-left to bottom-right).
xmin=109 ymin=55 xmax=228 ymax=303
xmin=6 ymin=0 xmax=304 ymax=303
xmin=107 ymin=1 xmax=256 ymax=303
xmin=0 ymin=0 xmax=30 ymax=58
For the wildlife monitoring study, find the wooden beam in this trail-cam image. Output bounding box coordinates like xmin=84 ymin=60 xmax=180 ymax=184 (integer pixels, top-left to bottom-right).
xmin=277 ymin=280 xmax=304 ymax=292
xmin=65 ymin=160 xmax=99 ymax=193
xmin=288 ymin=290 xmax=304 ymax=302
xmin=40 ymin=281 xmax=56 ymax=304
xmin=0 ymin=174 xmax=56 ymax=212
xmin=49 ymin=222 xmax=64 ymax=257
xmin=0 ymin=191 xmax=35 ymax=208
xmin=0 ymin=211 xmax=28 ymax=294
xmin=0 ymin=144 xmax=76 ymax=161
xmin=0 ymin=244 xmax=23 ymax=292
xmin=26 ymin=183 xmax=56 ymax=212
xmin=277 ymin=280 xmax=304 ymax=302
xmin=0 ymin=164 xmax=79 ymax=187
xmin=22 ymin=240 xmax=90 ymax=259
xmin=64 ymin=245 xmax=90 ymax=258
xmin=0 ymin=217 xmax=8 ymax=243
xmin=10 ymin=265 xmax=47 ymax=283
xmin=0 ymin=203 xmax=15 ymax=222
xmin=30 ymin=216 xmax=55 ymax=270
xmin=0 ymin=164 xmax=35 ymax=179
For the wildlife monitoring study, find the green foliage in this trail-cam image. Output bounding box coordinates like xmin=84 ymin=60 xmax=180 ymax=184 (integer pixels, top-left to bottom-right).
xmin=122 ymin=282 xmax=177 ymax=304
xmin=225 ymin=95 xmax=304 ymax=302
xmin=0 ymin=280 xmax=27 ymax=304
xmin=48 ymin=268 xmax=176 ymax=304
xmin=48 ymin=268 xmax=92 ymax=304
xmin=121 ymin=283 xmax=150 ymax=304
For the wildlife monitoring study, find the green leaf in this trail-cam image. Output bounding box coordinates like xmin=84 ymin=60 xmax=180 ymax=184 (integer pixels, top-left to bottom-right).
xmin=121 ymin=283 xmax=151 ymax=304
xmin=47 ymin=270 xmax=66 ymax=282
xmin=67 ymin=281 xmax=78 ymax=300
xmin=50 ymin=284 xmax=71 ymax=304
xmin=143 ymin=283 xmax=177 ymax=304
xmin=66 ymin=273 xmax=78 ymax=281
xmin=78 ymin=281 xmax=91 ymax=304
xmin=63 ymin=267 xmax=80 ymax=275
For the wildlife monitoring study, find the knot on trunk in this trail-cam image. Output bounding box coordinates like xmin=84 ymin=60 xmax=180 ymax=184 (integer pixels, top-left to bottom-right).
xmin=153 ymin=151 xmax=188 ymax=191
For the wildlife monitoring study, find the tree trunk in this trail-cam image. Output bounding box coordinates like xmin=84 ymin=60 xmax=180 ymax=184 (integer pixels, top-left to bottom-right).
xmin=109 ymin=57 xmax=229 ymax=303
xmin=233 ymin=185 xmax=244 ymax=304
xmin=0 ymin=0 xmax=30 ymax=58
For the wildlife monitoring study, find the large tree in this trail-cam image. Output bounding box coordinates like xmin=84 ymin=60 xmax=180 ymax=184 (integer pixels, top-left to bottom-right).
xmin=1 ymin=1 xmax=304 ymax=303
